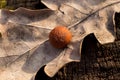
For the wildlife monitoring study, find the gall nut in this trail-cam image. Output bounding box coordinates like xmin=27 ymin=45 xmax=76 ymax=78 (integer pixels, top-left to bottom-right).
xmin=49 ymin=26 xmax=72 ymax=48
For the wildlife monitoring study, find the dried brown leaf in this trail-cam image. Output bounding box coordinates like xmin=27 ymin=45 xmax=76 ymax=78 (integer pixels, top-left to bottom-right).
xmin=0 ymin=0 xmax=120 ymax=80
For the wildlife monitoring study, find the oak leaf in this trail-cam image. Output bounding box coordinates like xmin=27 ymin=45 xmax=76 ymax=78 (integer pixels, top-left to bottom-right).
xmin=0 ymin=0 xmax=120 ymax=80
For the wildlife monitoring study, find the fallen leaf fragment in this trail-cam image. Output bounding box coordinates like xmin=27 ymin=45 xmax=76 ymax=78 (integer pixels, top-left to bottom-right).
xmin=0 ymin=0 xmax=120 ymax=80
